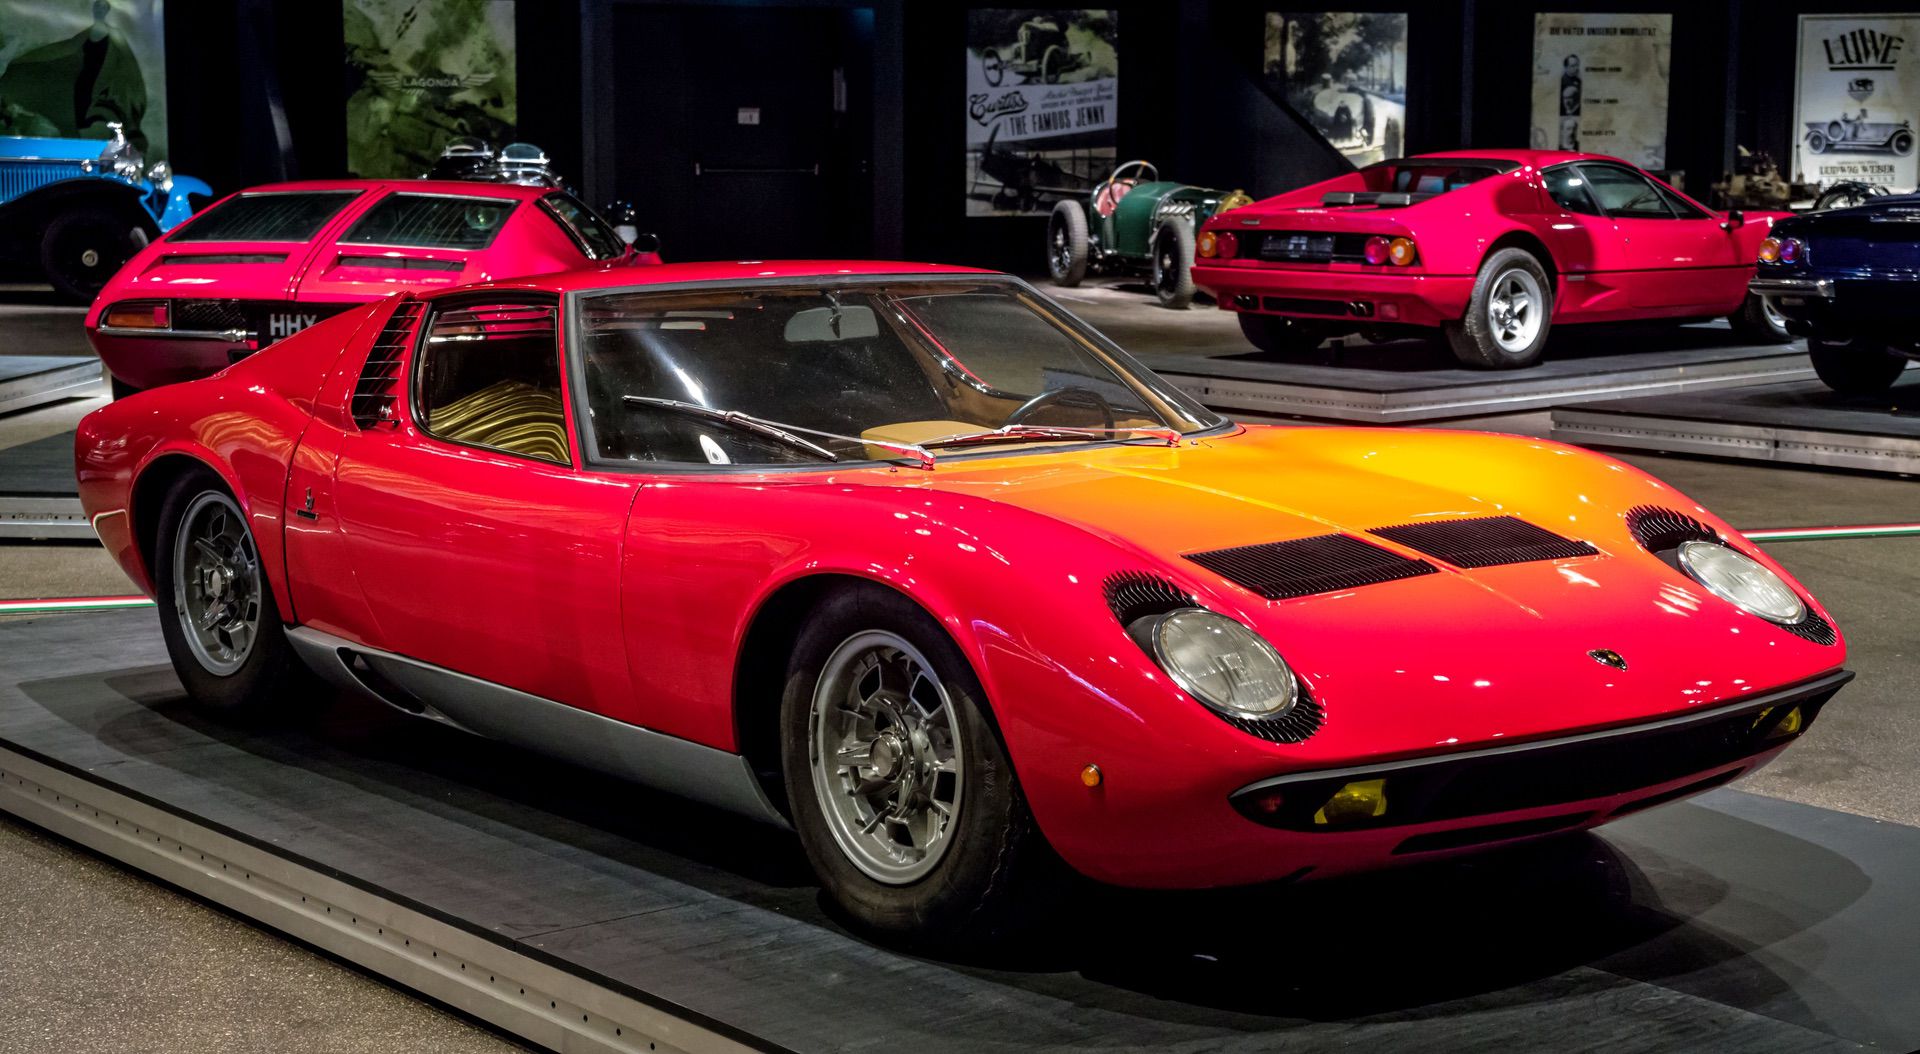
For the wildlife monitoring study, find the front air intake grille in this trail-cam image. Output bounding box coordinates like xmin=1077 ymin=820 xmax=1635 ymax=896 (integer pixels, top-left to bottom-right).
xmin=1369 ymin=516 xmax=1598 ymax=569
xmin=1102 ymin=572 xmax=1195 ymax=626
xmin=1186 ymin=533 xmax=1436 ymax=600
xmin=1624 ymin=505 xmax=1719 ymax=553
xmin=172 ymin=299 xmax=251 ymax=332
xmin=351 ymin=299 xmax=424 ymax=429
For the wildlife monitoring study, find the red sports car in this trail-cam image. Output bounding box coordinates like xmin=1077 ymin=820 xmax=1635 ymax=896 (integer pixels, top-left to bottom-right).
xmin=1193 ymin=150 xmax=1793 ymax=367
xmin=75 ymin=261 xmax=1849 ymax=946
xmin=86 ymin=178 xmax=657 ymax=397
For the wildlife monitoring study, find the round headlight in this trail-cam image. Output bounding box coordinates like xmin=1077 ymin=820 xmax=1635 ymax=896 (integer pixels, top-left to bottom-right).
xmin=1676 ymin=540 xmax=1806 ymax=624
xmin=1132 ymin=608 xmax=1297 ymax=719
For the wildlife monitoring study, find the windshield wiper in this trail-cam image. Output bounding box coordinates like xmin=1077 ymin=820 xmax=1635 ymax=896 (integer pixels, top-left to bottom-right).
xmin=620 ymin=396 xmax=935 ymax=469
xmin=919 ymin=424 xmax=1184 ymax=451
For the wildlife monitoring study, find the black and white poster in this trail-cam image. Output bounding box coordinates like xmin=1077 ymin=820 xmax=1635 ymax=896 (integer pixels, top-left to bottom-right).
xmin=964 ymin=9 xmax=1118 ymax=217
xmin=1264 ymin=12 xmax=1407 ymax=166
xmin=1530 ymin=13 xmax=1671 ymax=168
xmin=0 ymin=0 xmax=169 ymax=157
xmin=1794 ymin=14 xmax=1919 ymax=190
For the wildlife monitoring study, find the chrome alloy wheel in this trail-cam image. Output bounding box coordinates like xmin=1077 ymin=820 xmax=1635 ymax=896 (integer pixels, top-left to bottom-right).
xmin=808 ymin=630 xmax=965 ymax=884
xmin=1760 ymin=294 xmax=1788 ymax=331
xmin=1486 ymin=267 xmax=1544 ymax=353
xmin=171 ymin=491 xmax=261 ymax=676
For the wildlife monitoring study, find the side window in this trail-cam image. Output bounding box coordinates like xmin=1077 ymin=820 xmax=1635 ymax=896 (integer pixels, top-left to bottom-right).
xmin=1543 ymin=166 xmax=1602 ymax=216
xmin=540 ymin=192 xmax=626 ymax=260
xmin=1652 ymin=180 xmax=1708 ymax=219
xmin=415 ymin=299 xmax=570 ymax=464
xmin=1580 ymin=165 xmax=1676 ymax=219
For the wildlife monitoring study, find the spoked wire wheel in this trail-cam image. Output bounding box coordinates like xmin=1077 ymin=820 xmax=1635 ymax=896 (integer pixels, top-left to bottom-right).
xmin=1486 ymin=267 xmax=1544 ymax=354
xmin=171 ymin=491 xmax=262 ymax=676
xmin=808 ymin=630 xmax=965 ymax=884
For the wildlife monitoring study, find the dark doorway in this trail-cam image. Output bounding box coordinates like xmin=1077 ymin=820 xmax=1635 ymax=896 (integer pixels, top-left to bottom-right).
xmin=611 ymin=4 xmax=873 ymax=262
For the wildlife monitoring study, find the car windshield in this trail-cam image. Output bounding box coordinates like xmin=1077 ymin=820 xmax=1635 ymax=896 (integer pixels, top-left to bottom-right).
xmin=1374 ymin=163 xmax=1500 ymax=196
xmin=575 ymin=278 xmax=1223 ymax=467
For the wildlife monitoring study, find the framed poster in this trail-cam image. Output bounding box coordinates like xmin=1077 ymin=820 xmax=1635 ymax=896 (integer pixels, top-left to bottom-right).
xmin=964 ymin=9 xmax=1118 ymax=217
xmin=1264 ymin=12 xmax=1407 ymax=166
xmin=1794 ymin=15 xmax=1919 ymax=190
xmin=1530 ymin=13 xmax=1672 ymax=169
xmin=344 ymin=0 xmax=516 ymax=179
xmin=0 ymin=0 xmax=169 ymax=158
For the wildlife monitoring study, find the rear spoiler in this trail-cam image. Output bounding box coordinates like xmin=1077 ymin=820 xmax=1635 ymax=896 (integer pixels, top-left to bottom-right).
xmin=1322 ymin=191 xmax=1440 ymax=207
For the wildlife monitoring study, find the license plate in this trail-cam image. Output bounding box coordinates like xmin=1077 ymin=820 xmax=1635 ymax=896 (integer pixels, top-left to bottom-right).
xmin=1278 ymin=234 xmax=1334 ymax=259
xmin=265 ymin=311 xmax=321 ymax=341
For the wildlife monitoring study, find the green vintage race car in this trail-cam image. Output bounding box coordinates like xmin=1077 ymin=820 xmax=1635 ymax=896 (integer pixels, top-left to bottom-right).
xmin=1046 ymin=160 xmax=1253 ymax=308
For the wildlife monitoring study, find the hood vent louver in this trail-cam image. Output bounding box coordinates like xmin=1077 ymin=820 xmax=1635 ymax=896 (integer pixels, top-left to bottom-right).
xmin=1186 ymin=533 xmax=1436 ymax=600
xmin=351 ymin=299 xmax=425 ymax=430
xmin=1369 ymin=516 xmax=1597 ymax=568
xmin=1624 ymin=505 xmax=1720 ymax=553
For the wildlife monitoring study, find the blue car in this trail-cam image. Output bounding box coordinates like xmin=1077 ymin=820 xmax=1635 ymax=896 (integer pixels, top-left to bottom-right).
xmin=0 ymin=122 xmax=210 ymax=301
xmin=1751 ymin=196 xmax=1920 ymax=394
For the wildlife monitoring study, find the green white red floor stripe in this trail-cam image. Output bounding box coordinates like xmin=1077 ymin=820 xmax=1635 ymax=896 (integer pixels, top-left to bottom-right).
xmin=0 ymin=525 xmax=1913 ymax=616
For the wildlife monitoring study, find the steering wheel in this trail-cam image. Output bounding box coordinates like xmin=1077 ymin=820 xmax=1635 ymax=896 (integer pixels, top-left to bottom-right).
xmin=1093 ymin=159 xmax=1159 ymax=217
xmin=1006 ymin=386 xmax=1116 ymax=431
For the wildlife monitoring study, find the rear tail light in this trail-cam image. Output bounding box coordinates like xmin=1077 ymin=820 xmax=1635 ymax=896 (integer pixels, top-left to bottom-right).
xmin=104 ymin=300 xmax=169 ymax=329
xmin=1215 ymin=231 xmax=1238 ymax=259
xmin=1758 ymin=236 xmax=1803 ymax=264
xmin=1363 ymin=236 xmax=1391 ymax=265
xmin=1363 ymin=236 xmax=1418 ymax=266
xmin=1197 ymin=230 xmax=1239 ymax=260
xmin=1387 ymin=237 xmax=1417 ymax=266
xmin=1779 ymin=237 xmax=1803 ymax=264
xmin=1197 ymin=230 xmax=1217 ymax=258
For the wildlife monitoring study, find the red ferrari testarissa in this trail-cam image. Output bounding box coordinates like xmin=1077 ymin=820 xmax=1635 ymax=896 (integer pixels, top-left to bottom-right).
xmin=75 ymin=260 xmax=1849 ymax=947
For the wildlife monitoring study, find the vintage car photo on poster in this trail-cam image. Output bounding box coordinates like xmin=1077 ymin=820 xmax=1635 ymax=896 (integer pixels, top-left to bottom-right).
xmin=964 ymin=9 xmax=1118 ymax=216
xmin=77 ymin=260 xmax=1848 ymax=948
xmin=1265 ymin=11 xmax=1407 ymax=165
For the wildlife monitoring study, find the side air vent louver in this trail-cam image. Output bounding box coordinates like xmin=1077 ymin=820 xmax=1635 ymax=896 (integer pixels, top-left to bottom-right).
xmin=1102 ymin=571 xmax=1196 ymax=626
xmin=1223 ymin=689 xmax=1326 ymax=744
xmin=1186 ymin=533 xmax=1436 ymax=600
xmin=1624 ymin=505 xmax=1720 ymax=553
xmin=351 ymin=299 xmax=425 ymax=429
xmin=1369 ymin=515 xmax=1598 ymax=568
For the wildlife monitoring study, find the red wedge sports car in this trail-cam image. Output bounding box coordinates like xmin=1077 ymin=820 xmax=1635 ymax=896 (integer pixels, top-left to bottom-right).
xmin=86 ymin=179 xmax=658 ymax=397
xmin=75 ymin=261 xmax=1849 ymax=947
xmin=1193 ymin=150 xmax=1793 ymax=367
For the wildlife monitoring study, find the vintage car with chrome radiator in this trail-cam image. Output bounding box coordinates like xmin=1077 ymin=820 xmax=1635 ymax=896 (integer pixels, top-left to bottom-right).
xmin=1749 ymin=195 xmax=1920 ymax=394
xmin=75 ymin=260 xmax=1850 ymax=948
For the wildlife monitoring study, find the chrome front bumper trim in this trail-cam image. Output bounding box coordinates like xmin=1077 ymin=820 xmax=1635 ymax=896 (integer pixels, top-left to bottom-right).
xmin=95 ymin=325 xmax=250 ymax=342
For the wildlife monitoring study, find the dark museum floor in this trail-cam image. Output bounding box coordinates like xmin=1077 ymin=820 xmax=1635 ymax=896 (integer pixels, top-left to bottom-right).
xmin=0 ymin=285 xmax=1916 ymax=1050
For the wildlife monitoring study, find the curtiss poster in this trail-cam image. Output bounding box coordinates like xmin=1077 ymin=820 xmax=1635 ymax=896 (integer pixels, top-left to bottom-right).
xmin=964 ymin=9 xmax=1117 ymax=217
xmin=1530 ymin=13 xmax=1672 ymax=169
xmin=344 ymin=0 xmax=516 ymax=179
xmin=0 ymin=0 xmax=168 ymax=158
xmin=1794 ymin=14 xmax=1920 ymax=190
xmin=1264 ymin=12 xmax=1407 ymax=166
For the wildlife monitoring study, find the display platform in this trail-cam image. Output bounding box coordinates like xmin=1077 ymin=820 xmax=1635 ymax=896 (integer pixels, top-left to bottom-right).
xmin=1552 ymin=373 xmax=1920 ymax=476
xmin=0 ymin=355 xmax=100 ymax=417
xmin=1127 ymin=323 xmax=1813 ymax=424
xmin=0 ymin=429 xmax=86 ymax=540
xmin=2 ymin=611 xmax=1917 ymax=1054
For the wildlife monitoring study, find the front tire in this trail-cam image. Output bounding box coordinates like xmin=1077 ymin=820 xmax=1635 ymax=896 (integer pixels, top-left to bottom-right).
xmin=41 ymin=207 xmax=138 ymax=303
xmin=1809 ymin=337 xmax=1911 ymax=395
xmin=1728 ymin=292 xmax=1794 ymax=344
xmin=154 ymin=472 xmax=310 ymax=714
xmin=1151 ymin=217 xmax=1196 ymax=309
xmin=780 ymin=584 xmax=1063 ymax=949
xmin=1444 ymin=248 xmax=1554 ymax=368
xmin=1046 ymin=199 xmax=1089 ymax=286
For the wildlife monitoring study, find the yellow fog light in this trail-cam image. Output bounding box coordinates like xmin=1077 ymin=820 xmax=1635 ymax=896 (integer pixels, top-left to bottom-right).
xmin=1314 ymin=778 xmax=1388 ymax=826
xmin=1756 ymin=705 xmax=1804 ymax=739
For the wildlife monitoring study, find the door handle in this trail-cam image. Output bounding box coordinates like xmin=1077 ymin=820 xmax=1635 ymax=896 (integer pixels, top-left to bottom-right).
xmin=693 ymin=162 xmax=820 ymax=176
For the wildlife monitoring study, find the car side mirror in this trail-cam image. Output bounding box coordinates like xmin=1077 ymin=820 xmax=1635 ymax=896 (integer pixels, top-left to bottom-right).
xmin=627 ymin=231 xmax=661 ymax=254
xmin=1722 ymin=209 xmax=1745 ymax=230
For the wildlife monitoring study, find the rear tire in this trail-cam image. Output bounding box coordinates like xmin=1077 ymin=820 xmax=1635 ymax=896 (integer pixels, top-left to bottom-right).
xmin=1445 ymin=248 xmax=1554 ymax=368
xmin=1727 ymin=292 xmax=1794 ymax=344
xmin=1151 ymin=217 xmax=1196 ymax=309
xmin=1808 ymin=337 xmax=1910 ymax=395
xmin=1046 ymin=199 xmax=1089 ymax=286
xmin=1236 ymin=313 xmax=1325 ymax=357
xmin=780 ymin=583 xmax=1065 ymax=950
xmin=41 ymin=207 xmax=138 ymax=303
xmin=154 ymin=471 xmax=312 ymax=715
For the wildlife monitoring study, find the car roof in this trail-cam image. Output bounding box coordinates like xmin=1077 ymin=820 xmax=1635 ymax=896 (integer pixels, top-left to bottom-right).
xmin=425 ymin=260 xmax=1000 ymax=298
xmin=224 ymin=178 xmax=555 ymax=200
xmin=1403 ymin=148 xmax=1635 ymax=169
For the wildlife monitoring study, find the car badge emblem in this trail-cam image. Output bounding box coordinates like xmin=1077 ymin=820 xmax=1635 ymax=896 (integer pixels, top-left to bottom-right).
xmin=1588 ymin=648 xmax=1628 ymax=671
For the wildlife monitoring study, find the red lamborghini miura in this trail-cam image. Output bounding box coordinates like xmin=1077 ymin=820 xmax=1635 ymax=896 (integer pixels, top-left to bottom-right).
xmin=75 ymin=261 xmax=1850 ymax=946
xmin=1192 ymin=150 xmax=1793 ymax=368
